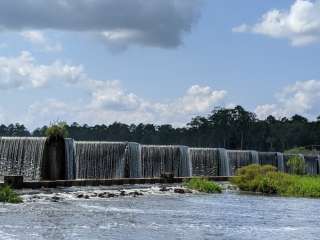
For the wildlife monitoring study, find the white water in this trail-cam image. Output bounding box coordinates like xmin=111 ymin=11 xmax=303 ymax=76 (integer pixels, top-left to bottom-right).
xmin=218 ymin=148 xmax=230 ymax=176
xmin=189 ymin=148 xmax=219 ymax=176
xmin=141 ymin=145 xmax=191 ymax=178
xmin=65 ymin=138 xmax=76 ymax=179
xmin=75 ymin=141 xmax=128 ymax=179
xmin=277 ymin=152 xmax=285 ymax=172
xmin=0 ymin=137 xmax=47 ymax=180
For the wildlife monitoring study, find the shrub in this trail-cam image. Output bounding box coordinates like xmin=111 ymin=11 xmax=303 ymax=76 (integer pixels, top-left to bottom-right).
xmin=287 ymin=155 xmax=306 ymax=175
xmin=231 ymin=164 xmax=277 ymax=192
xmin=0 ymin=185 xmax=23 ymax=204
xmin=45 ymin=122 xmax=68 ymax=138
xmin=232 ymin=164 xmax=320 ymax=198
xmin=184 ymin=178 xmax=222 ymax=193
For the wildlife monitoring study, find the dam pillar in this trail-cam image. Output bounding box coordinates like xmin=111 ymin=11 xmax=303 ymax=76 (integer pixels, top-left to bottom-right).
xmin=41 ymin=136 xmax=66 ymax=180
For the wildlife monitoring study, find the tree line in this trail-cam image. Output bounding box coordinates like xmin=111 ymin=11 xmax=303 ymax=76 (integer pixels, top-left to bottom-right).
xmin=1 ymin=105 xmax=319 ymax=152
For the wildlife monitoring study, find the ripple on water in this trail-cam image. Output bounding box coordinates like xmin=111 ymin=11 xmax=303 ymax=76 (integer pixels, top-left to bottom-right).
xmin=0 ymin=190 xmax=320 ymax=240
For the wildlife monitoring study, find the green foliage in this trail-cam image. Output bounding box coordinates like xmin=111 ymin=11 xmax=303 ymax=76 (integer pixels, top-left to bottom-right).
xmin=287 ymin=155 xmax=306 ymax=175
xmin=0 ymin=185 xmax=23 ymax=204
xmin=232 ymin=164 xmax=320 ymax=198
xmin=184 ymin=178 xmax=222 ymax=193
xmin=45 ymin=122 xmax=68 ymax=138
xmin=1 ymin=105 xmax=320 ymax=152
xmin=231 ymin=164 xmax=278 ymax=193
xmin=285 ymin=147 xmax=313 ymax=155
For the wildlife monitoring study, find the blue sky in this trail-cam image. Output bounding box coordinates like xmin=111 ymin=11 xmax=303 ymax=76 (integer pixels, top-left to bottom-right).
xmin=0 ymin=0 xmax=320 ymax=129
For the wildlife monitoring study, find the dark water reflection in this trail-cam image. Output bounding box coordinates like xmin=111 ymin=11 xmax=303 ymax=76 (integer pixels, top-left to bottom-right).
xmin=0 ymin=191 xmax=319 ymax=240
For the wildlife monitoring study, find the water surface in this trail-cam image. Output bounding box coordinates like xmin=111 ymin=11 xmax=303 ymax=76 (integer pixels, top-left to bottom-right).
xmin=0 ymin=187 xmax=319 ymax=240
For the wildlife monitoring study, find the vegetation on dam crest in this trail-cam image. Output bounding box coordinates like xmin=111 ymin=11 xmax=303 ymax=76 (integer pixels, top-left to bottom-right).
xmin=232 ymin=164 xmax=320 ymax=198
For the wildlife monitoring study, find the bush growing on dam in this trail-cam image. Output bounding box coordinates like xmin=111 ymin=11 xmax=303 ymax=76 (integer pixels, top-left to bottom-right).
xmin=232 ymin=164 xmax=320 ymax=198
xmin=0 ymin=185 xmax=23 ymax=204
xmin=45 ymin=122 xmax=69 ymax=138
xmin=184 ymin=178 xmax=222 ymax=193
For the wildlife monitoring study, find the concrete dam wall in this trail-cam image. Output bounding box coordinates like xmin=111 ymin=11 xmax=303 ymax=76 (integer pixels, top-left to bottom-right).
xmin=0 ymin=137 xmax=319 ymax=180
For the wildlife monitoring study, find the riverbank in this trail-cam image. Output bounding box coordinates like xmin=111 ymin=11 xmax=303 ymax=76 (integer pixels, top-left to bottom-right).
xmin=232 ymin=164 xmax=320 ymax=198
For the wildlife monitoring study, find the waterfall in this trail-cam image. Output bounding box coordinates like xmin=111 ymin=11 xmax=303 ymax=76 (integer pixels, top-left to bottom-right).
xmin=277 ymin=152 xmax=285 ymax=172
xmin=304 ymin=155 xmax=318 ymax=175
xmin=125 ymin=142 xmax=142 ymax=178
xmin=75 ymin=141 xmax=128 ymax=179
xmin=227 ymin=150 xmax=258 ymax=175
xmin=0 ymin=137 xmax=47 ymax=180
xmin=251 ymin=151 xmax=260 ymax=164
xmin=141 ymin=145 xmax=191 ymax=178
xmin=218 ymin=148 xmax=230 ymax=176
xmin=64 ymin=138 xmax=76 ymax=180
xmin=259 ymin=152 xmax=278 ymax=167
xmin=189 ymin=148 xmax=219 ymax=176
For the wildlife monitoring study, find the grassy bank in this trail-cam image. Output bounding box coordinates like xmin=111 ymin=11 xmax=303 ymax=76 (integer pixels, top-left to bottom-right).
xmin=184 ymin=178 xmax=222 ymax=193
xmin=0 ymin=185 xmax=23 ymax=204
xmin=231 ymin=164 xmax=320 ymax=198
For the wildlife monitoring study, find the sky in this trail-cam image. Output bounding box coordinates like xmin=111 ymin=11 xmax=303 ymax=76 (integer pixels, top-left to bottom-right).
xmin=0 ymin=0 xmax=320 ymax=129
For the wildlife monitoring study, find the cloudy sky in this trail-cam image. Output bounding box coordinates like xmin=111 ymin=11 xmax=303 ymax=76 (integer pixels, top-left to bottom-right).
xmin=0 ymin=0 xmax=320 ymax=129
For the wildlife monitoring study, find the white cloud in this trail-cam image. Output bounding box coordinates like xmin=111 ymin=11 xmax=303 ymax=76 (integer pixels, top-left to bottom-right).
xmin=232 ymin=24 xmax=249 ymax=33
xmin=0 ymin=51 xmax=85 ymax=89
xmin=24 ymin=81 xmax=227 ymax=128
xmin=88 ymin=80 xmax=144 ymax=111
xmin=255 ymin=80 xmax=320 ymax=119
xmin=0 ymin=51 xmax=227 ymax=128
xmin=233 ymin=0 xmax=320 ymax=46
xmin=21 ymin=31 xmax=62 ymax=52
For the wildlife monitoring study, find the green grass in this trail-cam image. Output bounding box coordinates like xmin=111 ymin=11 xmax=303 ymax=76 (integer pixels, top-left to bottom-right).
xmin=0 ymin=185 xmax=23 ymax=204
xmin=184 ymin=178 xmax=222 ymax=193
xmin=231 ymin=164 xmax=320 ymax=198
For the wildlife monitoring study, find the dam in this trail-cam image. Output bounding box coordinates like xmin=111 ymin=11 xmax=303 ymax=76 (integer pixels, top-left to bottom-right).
xmin=0 ymin=136 xmax=319 ymax=183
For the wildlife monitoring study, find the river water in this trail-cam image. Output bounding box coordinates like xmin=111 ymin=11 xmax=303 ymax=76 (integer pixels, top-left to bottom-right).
xmin=0 ymin=185 xmax=319 ymax=240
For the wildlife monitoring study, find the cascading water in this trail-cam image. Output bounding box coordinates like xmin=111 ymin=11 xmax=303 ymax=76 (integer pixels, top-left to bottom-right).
xmin=304 ymin=155 xmax=318 ymax=175
xmin=141 ymin=145 xmax=191 ymax=178
xmin=227 ymin=150 xmax=259 ymax=175
xmin=125 ymin=142 xmax=142 ymax=178
xmin=0 ymin=137 xmax=47 ymax=180
xmin=65 ymin=138 xmax=76 ymax=180
xmin=258 ymin=152 xmax=278 ymax=167
xmin=218 ymin=148 xmax=230 ymax=176
xmin=189 ymin=148 xmax=219 ymax=176
xmin=277 ymin=152 xmax=285 ymax=172
xmin=75 ymin=141 xmax=128 ymax=179
xmin=251 ymin=151 xmax=260 ymax=164
xmin=179 ymin=146 xmax=192 ymax=177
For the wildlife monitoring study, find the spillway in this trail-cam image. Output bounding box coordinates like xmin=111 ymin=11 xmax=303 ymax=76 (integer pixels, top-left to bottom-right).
xmin=304 ymin=155 xmax=318 ymax=175
xmin=75 ymin=141 xmax=142 ymax=179
xmin=1 ymin=136 xmax=320 ymax=180
xmin=65 ymin=138 xmax=76 ymax=180
xmin=0 ymin=137 xmax=47 ymax=180
xmin=189 ymin=148 xmax=219 ymax=176
xmin=227 ymin=150 xmax=260 ymax=175
xmin=141 ymin=145 xmax=191 ymax=178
